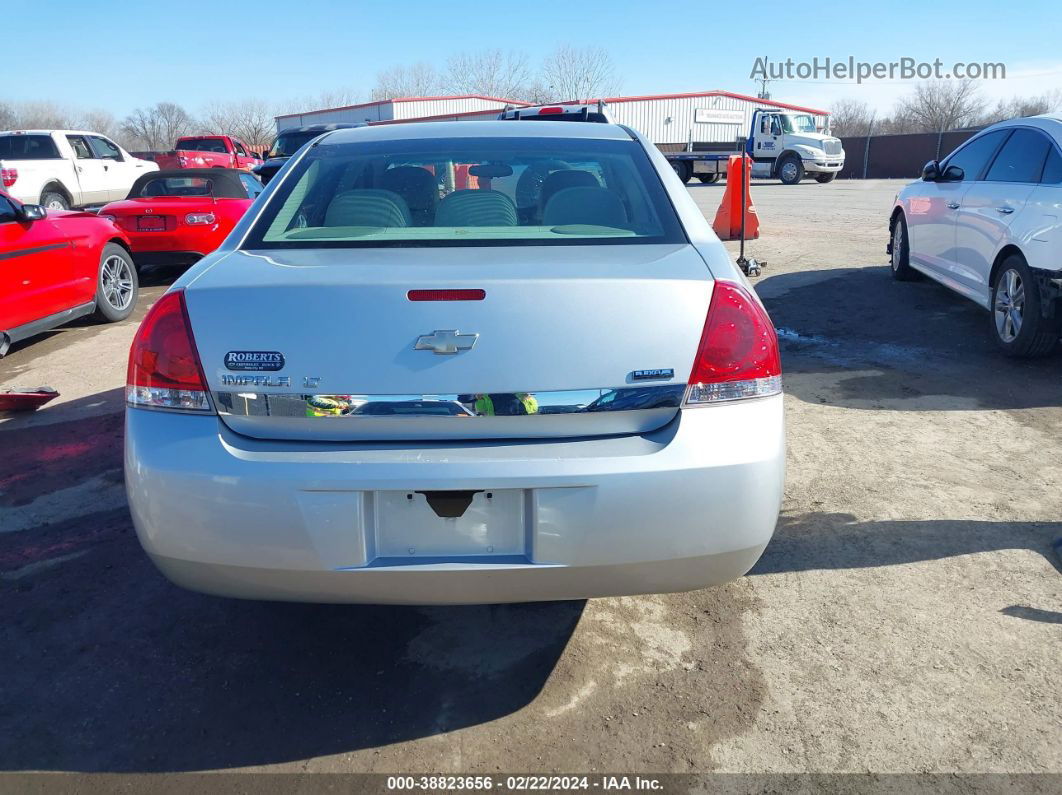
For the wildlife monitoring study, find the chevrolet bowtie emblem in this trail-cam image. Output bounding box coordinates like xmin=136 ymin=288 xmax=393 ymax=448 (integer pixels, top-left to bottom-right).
xmin=414 ymin=329 xmax=479 ymax=355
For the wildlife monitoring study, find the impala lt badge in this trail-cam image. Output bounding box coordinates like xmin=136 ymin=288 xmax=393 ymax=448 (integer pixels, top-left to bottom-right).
xmin=414 ymin=329 xmax=478 ymax=355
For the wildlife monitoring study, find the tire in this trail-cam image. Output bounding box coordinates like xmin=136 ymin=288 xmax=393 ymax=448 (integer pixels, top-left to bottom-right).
xmin=815 ymin=172 xmax=836 ymax=183
xmin=697 ymin=173 xmax=720 ymax=184
xmin=40 ymin=189 xmax=69 ymax=211
xmin=672 ymin=160 xmax=692 ymax=184
xmin=889 ymin=213 xmax=920 ymax=281
xmin=94 ymin=244 xmax=139 ymax=323
xmin=989 ymin=254 xmax=1059 ymax=357
xmin=777 ymin=155 xmax=804 ymax=185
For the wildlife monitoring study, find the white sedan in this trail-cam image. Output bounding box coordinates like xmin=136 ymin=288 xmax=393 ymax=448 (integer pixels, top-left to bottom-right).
xmin=889 ymin=114 xmax=1062 ymax=356
xmin=124 ymin=120 xmax=784 ymax=604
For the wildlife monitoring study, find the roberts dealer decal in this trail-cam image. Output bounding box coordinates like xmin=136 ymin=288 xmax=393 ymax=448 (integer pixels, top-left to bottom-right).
xmin=224 ymin=351 xmax=285 ymax=372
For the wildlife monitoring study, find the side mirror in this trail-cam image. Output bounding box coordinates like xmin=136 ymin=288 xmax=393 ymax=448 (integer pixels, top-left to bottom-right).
xmin=922 ymin=160 xmax=941 ymax=181
xmin=17 ymin=204 xmax=47 ymax=222
xmin=941 ymin=165 xmax=964 ymax=182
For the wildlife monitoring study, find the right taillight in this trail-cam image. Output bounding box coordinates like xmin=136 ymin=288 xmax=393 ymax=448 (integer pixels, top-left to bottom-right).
xmin=1 ymin=167 xmax=17 ymax=187
xmin=126 ymin=289 xmax=213 ymax=412
xmin=685 ymin=281 xmax=782 ymax=405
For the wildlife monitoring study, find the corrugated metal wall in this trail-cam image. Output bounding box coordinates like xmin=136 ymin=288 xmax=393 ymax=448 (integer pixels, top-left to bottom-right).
xmin=276 ymin=97 xmax=514 ymax=130
xmin=608 ymin=96 xmax=828 ymax=146
xmin=276 ymin=102 xmax=396 ymax=128
xmin=394 ymin=97 xmax=513 ymax=119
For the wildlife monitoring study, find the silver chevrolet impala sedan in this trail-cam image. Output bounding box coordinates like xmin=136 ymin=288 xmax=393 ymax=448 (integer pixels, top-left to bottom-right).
xmin=124 ymin=120 xmax=784 ymax=604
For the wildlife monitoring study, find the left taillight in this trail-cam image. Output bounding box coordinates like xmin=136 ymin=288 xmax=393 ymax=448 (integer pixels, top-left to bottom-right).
xmin=1 ymin=166 xmax=17 ymax=187
xmin=685 ymin=281 xmax=782 ymax=405
xmin=126 ymin=289 xmax=213 ymax=412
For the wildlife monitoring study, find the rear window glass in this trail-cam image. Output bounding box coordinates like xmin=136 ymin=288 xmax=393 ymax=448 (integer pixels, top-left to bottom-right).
xmin=0 ymin=134 xmax=61 ymax=159
xmin=268 ymin=131 xmax=324 ymax=158
xmin=244 ymin=136 xmax=685 ymax=249
xmin=136 ymin=177 xmax=214 ymax=197
xmin=176 ymin=138 xmax=228 ymax=153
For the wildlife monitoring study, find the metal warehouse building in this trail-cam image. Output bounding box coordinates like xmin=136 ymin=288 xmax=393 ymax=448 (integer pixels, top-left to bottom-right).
xmin=592 ymin=90 xmax=829 ymax=149
xmin=275 ymin=95 xmax=528 ymax=128
xmin=274 ymin=90 xmax=829 ymax=150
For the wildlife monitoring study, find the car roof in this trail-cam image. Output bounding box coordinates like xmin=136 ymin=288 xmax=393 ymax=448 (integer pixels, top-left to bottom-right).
xmin=127 ymin=168 xmax=250 ymax=199
xmin=322 ymin=120 xmax=634 ymax=144
xmin=985 ymin=114 xmax=1062 ymax=138
xmin=279 ymin=123 xmax=366 ymax=134
xmin=0 ymin=129 xmax=99 ymax=136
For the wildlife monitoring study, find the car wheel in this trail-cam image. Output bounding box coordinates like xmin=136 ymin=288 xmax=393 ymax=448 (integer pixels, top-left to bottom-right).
xmin=94 ymin=244 xmax=139 ymax=323
xmin=990 ymin=255 xmax=1059 ymax=357
xmin=672 ymin=160 xmax=692 ymax=184
xmin=697 ymin=173 xmax=720 ymax=184
xmin=777 ymin=155 xmax=804 ymax=185
xmin=815 ymin=173 xmax=836 ymax=183
xmin=890 ymin=213 xmax=920 ymax=281
xmin=40 ymin=190 xmax=69 ymax=211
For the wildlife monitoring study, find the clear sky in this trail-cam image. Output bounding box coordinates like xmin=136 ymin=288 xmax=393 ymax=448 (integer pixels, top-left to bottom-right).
xmin=7 ymin=0 xmax=1062 ymax=118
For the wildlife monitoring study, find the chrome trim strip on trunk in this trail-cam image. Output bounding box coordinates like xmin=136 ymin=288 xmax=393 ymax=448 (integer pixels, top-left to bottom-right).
xmin=212 ymin=384 xmax=686 ymax=418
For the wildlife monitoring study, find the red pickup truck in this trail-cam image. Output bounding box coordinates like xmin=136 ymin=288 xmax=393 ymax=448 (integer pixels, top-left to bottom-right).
xmin=152 ymin=135 xmax=262 ymax=171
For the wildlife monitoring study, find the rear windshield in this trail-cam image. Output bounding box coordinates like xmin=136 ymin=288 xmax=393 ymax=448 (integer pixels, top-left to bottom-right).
xmin=176 ymin=138 xmax=228 ymax=153
xmin=268 ymin=130 xmax=324 ymax=158
xmin=135 ymin=177 xmax=214 ymax=197
xmin=0 ymin=134 xmax=61 ymax=159
xmin=244 ymin=136 xmax=685 ymax=249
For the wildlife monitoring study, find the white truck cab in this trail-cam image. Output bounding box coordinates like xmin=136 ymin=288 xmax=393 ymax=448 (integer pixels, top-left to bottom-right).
xmin=748 ymin=109 xmax=845 ymax=184
xmin=0 ymin=130 xmax=158 ymax=210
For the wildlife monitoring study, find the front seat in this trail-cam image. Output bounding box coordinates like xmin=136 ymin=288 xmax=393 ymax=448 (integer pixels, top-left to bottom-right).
xmin=542 ymin=187 xmax=629 ymax=228
xmin=435 ymin=190 xmax=518 ymax=227
xmin=324 ymin=189 xmax=412 ymax=227
xmin=380 ymin=166 xmax=437 ymax=226
xmin=539 ymin=169 xmax=600 ymax=211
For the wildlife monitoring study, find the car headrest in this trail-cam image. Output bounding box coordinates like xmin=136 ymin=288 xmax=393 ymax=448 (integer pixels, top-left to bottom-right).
xmin=435 ymin=190 xmax=518 ymax=227
xmin=324 ymin=189 xmax=412 ymax=227
xmin=540 ymin=170 xmax=600 ymax=208
xmin=380 ymin=166 xmax=438 ymax=211
xmin=542 ymin=187 xmax=628 ymax=228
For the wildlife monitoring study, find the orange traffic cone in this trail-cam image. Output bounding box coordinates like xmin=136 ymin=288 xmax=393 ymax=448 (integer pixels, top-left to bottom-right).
xmin=712 ymin=155 xmax=759 ymax=241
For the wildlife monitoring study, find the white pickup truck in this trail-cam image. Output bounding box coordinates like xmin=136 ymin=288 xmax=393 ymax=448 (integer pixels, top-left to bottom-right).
xmin=0 ymin=130 xmax=158 ymax=210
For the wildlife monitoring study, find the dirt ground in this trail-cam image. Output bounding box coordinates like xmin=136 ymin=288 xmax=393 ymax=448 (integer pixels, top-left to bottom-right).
xmin=1 ymin=179 xmax=1059 ymax=780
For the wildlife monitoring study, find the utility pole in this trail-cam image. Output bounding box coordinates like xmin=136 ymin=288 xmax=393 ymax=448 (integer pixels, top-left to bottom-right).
xmin=756 ymin=59 xmax=771 ymax=99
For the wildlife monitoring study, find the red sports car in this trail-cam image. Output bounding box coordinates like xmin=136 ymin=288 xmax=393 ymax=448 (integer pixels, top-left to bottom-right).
xmin=99 ymin=168 xmax=263 ymax=268
xmin=1 ymin=190 xmax=137 ymax=356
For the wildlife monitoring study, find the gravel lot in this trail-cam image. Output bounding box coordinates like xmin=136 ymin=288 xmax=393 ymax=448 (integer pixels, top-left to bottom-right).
xmin=1 ymin=179 xmax=1059 ymax=779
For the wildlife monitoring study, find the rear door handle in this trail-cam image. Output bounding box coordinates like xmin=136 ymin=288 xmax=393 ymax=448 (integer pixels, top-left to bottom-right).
xmin=996 ymin=206 xmax=1014 ymax=214
xmin=946 ymin=202 xmax=960 ymax=209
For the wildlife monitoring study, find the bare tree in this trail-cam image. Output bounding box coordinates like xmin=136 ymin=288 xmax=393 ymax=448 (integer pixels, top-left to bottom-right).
xmin=540 ymin=45 xmax=619 ymax=101
xmin=227 ymin=99 xmax=277 ymax=151
xmin=445 ymin=50 xmax=532 ymax=99
xmin=78 ymin=109 xmax=124 ymax=142
xmin=893 ymin=79 xmax=986 ymax=133
xmin=0 ymin=102 xmax=16 ymax=130
xmin=372 ymin=62 xmax=442 ymax=100
xmin=828 ymin=98 xmax=875 ymax=137
xmin=122 ymin=102 xmax=195 ymax=150
xmin=981 ymin=89 xmax=1062 ymax=124
xmin=9 ymin=101 xmax=78 ymax=130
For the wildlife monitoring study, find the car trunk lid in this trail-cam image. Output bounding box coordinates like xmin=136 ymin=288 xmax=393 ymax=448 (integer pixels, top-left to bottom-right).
xmin=185 ymin=245 xmax=712 ymax=441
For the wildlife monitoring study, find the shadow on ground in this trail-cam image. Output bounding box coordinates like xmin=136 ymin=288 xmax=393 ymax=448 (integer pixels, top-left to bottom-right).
xmin=752 ymin=511 xmax=1062 ymax=576
xmin=755 ymin=265 xmax=1062 ymax=410
xmin=0 ymin=527 xmax=585 ymax=771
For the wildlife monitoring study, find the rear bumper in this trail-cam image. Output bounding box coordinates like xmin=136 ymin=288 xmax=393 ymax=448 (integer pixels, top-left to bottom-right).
xmin=125 ymin=396 xmax=785 ymax=604
xmin=132 ymin=251 xmax=204 ymax=267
